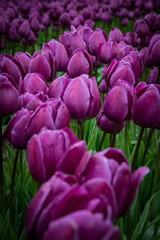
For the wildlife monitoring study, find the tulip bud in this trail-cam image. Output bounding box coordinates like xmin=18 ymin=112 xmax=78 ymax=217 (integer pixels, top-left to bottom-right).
xmin=134 ymin=19 xmax=150 ymax=38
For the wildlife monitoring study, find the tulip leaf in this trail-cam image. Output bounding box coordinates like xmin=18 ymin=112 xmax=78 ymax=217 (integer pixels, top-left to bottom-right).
xmin=130 ymin=190 xmax=160 ymax=240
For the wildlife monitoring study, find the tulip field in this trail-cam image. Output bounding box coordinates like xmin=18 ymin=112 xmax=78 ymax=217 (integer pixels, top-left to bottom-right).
xmin=1 ymin=0 xmax=160 ymax=239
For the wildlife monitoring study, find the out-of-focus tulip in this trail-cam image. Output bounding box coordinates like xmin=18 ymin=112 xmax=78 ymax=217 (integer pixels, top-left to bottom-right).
xmin=145 ymin=12 xmax=158 ymax=32
xmin=148 ymin=34 xmax=160 ymax=67
xmin=147 ymin=67 xmax=159 ymax=84
xmin=30 ymin=17 xmax=40 ymax=32
xmin=122 ymin=18 xmax=129 ymax=27
xmin=3 ymin=108 xmax=33 ymax=149
xmin=134 ymin=19 xmax=150 ymax=38
xmin=18 ymin=20 xmax=30 ymax=37
xmin=22 ymin=73 xmax=48 ymax=94
xmin=27 ymin=98 xmax=70 ymax=137
xmin=97 ymin=108 xmax=125 ymax=134
xmin=0 ymin=54 xmax=24 ymax=84
xmin=25 ymin=172 xmax=120 ymax=240
xmin=22 ymin=92 xmax=48 ymax=111
xmin=133 ymin=82 xmax=160 ymax=128
xmin=76 ymin=148 xmax=149 ymax=217
xmin=59 ymin=12 xmax=71 ymax=28
xmin=108 ymin=27 xmax=123 ymax=43
xmin=67 ymin=49 xmax=92 ymax=78
xmin=0 ymin=73 xmax=22 ymax=117
xmin=8 ymin=25 xmax=20 ymax=42
xmin=88 ymin=28 xmax=108 ymax=56
xmin=27 ymin=128 xmax=84 ymax=183
xmin=103 ymin=80 xmax=133 ymax=122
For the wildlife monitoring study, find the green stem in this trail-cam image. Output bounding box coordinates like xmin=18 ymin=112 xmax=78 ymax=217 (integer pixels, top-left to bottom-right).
xmin=142 ymin=128 xmax=154 ymax=165
xmin=45 ymin=28 xmax=49 ymax=43
xmin=20 ymin=150 xmax=23 ymax=182
xmin=98 ymin=132 xmax=107 ymax=151
xmin=132 ymin=127 xmax=144 ymax=171
xmin=127 ymin=210 xmax=131 ymax=240
xmin=0 ymin=117 xmax=4 ymax=218
xmin=152 ymin=143 xmax=160 ymax=195
xmin=125 ymin=124 xmax=129 ymax=158
xmin=78 ymin=121 xmax=84 ymax=140
xmin=111 ymin=122 xmax=119 ymax=148
xmin=10 ymin=149 xmax=19 ymax=226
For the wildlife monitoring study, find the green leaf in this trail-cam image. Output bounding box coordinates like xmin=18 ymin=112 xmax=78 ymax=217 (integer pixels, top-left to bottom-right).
xmin=9 ymin=223 xmax=16 ymax=240
xmin=130 ymin=190 xmax=160 ymax=240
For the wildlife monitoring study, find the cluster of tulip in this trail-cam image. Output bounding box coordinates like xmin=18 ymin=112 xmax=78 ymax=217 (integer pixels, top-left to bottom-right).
xmin=0 ymin=0 xmax=160 ymax=52
xmin=0 ymin=2 xmax=160 ymax=239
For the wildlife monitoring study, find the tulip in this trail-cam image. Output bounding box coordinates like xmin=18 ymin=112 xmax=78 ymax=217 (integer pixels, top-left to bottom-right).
xmin=14 ymin=52 xmax=31 ymax=74
xmin=103 ymin=80 xmax=133 ymax=122
xmin=30 ymin=17 xmax=40 ymax=32
xmin=0 ymin=54 xmax=24 ymax=84
xmin=59 ymin=25 xmax=86 ymax=57
xmin=27 ymin=98 xmax=70 ymax=137
xmin=133 ymin=83 xmax=160 ymax=128
xmin=22 ymin=73 xmax=48 ymax=94
xmin=22 ymin=92 xmax=48 ymax=111
xmin=78 ymin=24 xmax=93 ymax=50
xmin=27 ymin=128 xmax=85 ymax=183
xmin=25 ymin=172 xmax=120 ymax=240
xmin=3 ymin=108 xmax=33 ymax=149
xmin=18 ymin=20 xmax=30 ymax=37
xmin=67 ymin=49 xmax=92 ymax=78
xmin=8 ymin=25 xmax=20 ymax=43
xmin=0 ymin=73 xmax=22 ymax=117
xmin=88 ymin=28 xmax=107 ymax=56
xmin=134 ymin=19 xmax=150 ymax=38
xmin=147 ymin=67 xmax=159 ymax=84
xmin=99 ymin=79 xmax=107 ymax=93
xmin=76 ymin=148 xmax=149 ymax=217
xmin=108 ymin=27 xmax=123 ymax=43
xmin=148 ymin=34 xmax=160 ymax=67
xmin=59 ymin=12 xmax=71 ymax=28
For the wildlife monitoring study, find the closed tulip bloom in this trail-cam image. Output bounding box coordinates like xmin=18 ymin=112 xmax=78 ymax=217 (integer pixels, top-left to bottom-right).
xmin=134 ymin=19 xmax=150 ymax=38
xmin=22 ymin=73 xmax=48 ymax=94
xmin=14 ymin=52 xmax=31 ymax=74
xmin=147 ymin=67 xmax=159 ymax=84
xmin=3 ymin=108 xmax=33 ymax=149
xmin=78 ymin=24 xmax=93 ymax=50
xmin=0 ymin=54 xmax=24 ymax=84
xmin=133 ymin=83 xmax=160 ymax=128
xmin=67 ymin=49 xmax=92 ymax=78
xmin=27 ymin=98 xmax=70 ymax=137
xmin=99 ymin=79 xmax=107 ymax=93
xmin=76 ymin=148 xmax=149 ymax=217
xmin=59 ymin=25 xmax=86 ymax=57
xmin=0 ymin=73 xmax=22 ymax=117
xmin=25 ymin=173 xmax=120 ymax=240
xmin=108 ymin=27 xmax=123 ymax=43
xmin=48 ymin=75 xmax=69 ymax=98
xmin=89 ymin=28 xmax=108 ymax=56
xmin=41 ymin=39 xmax=68 ymax=73
xmin=22 ymin=92 xmax=48 ymax=111
xmin=27 ymin=128 xmax=84 ymax=183
xmin=148 ymin=34 xmax=160 ymax=67
xmin=30 ymin=17 xmax=40 ymax=32
xmin=29 ymin=52 xmax=52 ymax=81
xmin=97 ymin=108 xmax=125 ymax=134
xmin=103 ymin=80 xmax=133 ymax=122
xmin=63 ymin=74 xmax=101 ymax=120
xmin=18 ymin=20 xmax=30 ymax=37
xmin=8 ymin=25 xmax=20 ymax=42
xmin=60 ymin=12 xmax=71 ymax=28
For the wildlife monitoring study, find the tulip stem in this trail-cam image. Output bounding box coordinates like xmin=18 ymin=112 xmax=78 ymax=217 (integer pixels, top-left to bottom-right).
xmin=10 ymin=148 xmax=19 ymax=227
xmin=0 ymin=117 xmax=4 ymax=219
xmin=152 ymin=143 xmax=160 ymax=195
xmin=142 ymin=128 xmax=154 ymax=165
xmin=98 ymin=132 xmax=107 ymax=151
xmin=45 ymin=28 xmax=49 ymax=43
xmin=111 ymin=122 xmax=118 ymax=148
xmin=20 ymin=150 xmax=23 ymax=182
xmin=125 ymin=124 xmax=129 ymax=158
xmin=78 ymin=121 xmax=84 ymax=140
xmin=95 ymin=56 xmax=98 ymax=80
xmin=132 ymin=127 xmax=144 ymax=171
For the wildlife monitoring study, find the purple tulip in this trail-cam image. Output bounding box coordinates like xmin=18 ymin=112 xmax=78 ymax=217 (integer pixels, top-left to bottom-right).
xmin=27 ymin=128 xmax=84 ymax=183
xmin=30 ymin=16 xmax=40 ymax=32
xmin=14 ymin=52 xmax=31 ymax=74
xmin=8 ymin=25 xmax=20 ymax=42
xmin=99 ymin=79 xmax=107 ymax=93
xmin=108 ymin=28 xmax=123 ymax=43
xmin=0 ymin=54 xmax=24 ymax=84
xmin=147 ymin=67 xmax=159 ymax=84
xmin=76 ymin=148 xmax=149 ymax=217
xmin=42 ymin=13 xmax=52 ymax=27
xmin=67 ymin=49 xmax=92 ymax=78
xmin=29 ymin=52 xmax=52 ymax=81
xmin=27 ymin=98 xmax=70 ymax=137
xmin=25 ymin=172 xmax=120 ymax=240
xmin=148 ymin=34 xmax=160 ymax=67
xmin=41 ymin=39 xmax=68 ymax=73
xmin=122 ymin=18 xmax=129 ymax=27
xmin=78 ymin=24 xmax=93 ymax=50
xmin=145 ymin=12 xmax=158 ymax=32
xmin=97 ymin=108 xmax=125 ymax=134
xmin=59 ymin=12 xmax=71 ymax=28
xmin=22 ymin=73 xmax=48 ymax=94
xmin=3 ymin=108 xmax=33 ymax=149
xmin=133 ymin=83 xmax=160 ymax=128
xmin=103 ymin=80 xmax=133 ymax=122
xmin=22 ymin=92 xmax=48 ymax=111
xmin=59 ymin=25 xmax=86 ymax=57
xmin=134 ymin=19 xmax=150 ymax=38
xmin=88 ymin=28 xmax=108 ymax=56
xmin=18 ymin=20 xmax=30 ymax=37
xmin=0 ymin=73 xmax=22 ymax=117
